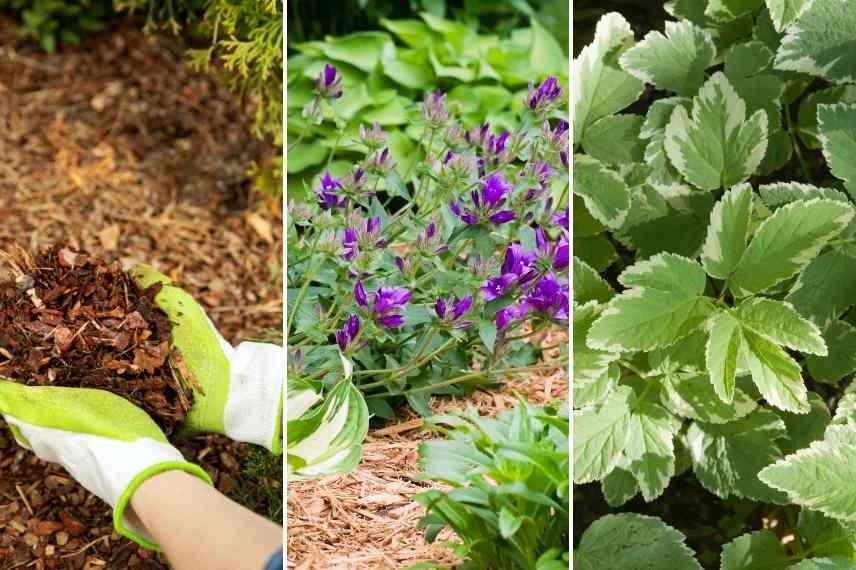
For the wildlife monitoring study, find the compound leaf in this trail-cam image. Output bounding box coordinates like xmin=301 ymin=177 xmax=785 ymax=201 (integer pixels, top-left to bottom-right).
xmin=818 ymin=103 xmax=856 ymax=199
xmin=701 ymin=183 xmax=753 ymax=280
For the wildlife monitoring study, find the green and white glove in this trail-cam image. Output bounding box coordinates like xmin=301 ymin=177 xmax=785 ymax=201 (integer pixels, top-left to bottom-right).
xmin=130 ymin=264 xmax=283 ymax=454
xmin=0 ymin=380 xmax=212 ymax=550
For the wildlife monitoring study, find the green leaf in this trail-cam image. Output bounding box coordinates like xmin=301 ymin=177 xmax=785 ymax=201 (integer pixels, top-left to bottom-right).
xmin=787 ymin=250 xmax=856 ymax=328
xmin=686 ymin=409 xmax=788 ymax=503
xmin=602 ymin=460 xmax=639 ymax=507
xmin=573 ymin=257 xmax=614 ymax=304
xmin=720 ymin=530 xmax=789 ymax=570
xmin=318 ymin=32 xmax=392 ymax=72
xmin=773 ymin=0 xmax=856 ymax=84
xmin=760 ymin=437 xmax=856 ymax=521
xmin=625 ymin=401 xmax=680 ymax=501
xmin=573 ymin=154 xmax=631 ymax=229
xmin=779 ymin=392 xmax=831 ymax=455
xmin=807 ymin=321 xmax=856 ymax=384
xmin=818 ymin=103 xmax=856 ymax=200
xmin=798 ymin=86 xmax=856 ymax=149
xmin=706 ymin=0 xmax=765 ymax=21
xmin=765 ymin=0 xmax=810 ymax=32
xmin=573 ymin=386 xmax=633 ymax=483
xmin=572 ymin=12 xmax=644 ymax=145
xmin=575 ymin=514 xmax=702 ymax=570
xmin=741 ymin=326 xmax=809 ymax=413
xmin=581 ymin=114 xmax=646 ymax=166
xmin=619 ymin=20 xmax=716 ymax=96
xmin=798 ymin=509 xmax=856 ymax=559
xmin=529 ymin=17 xmax=568 ymax=77
xmin=664 ymin=72 xmax=768 ymax=191
xmin=574 ymin=302 xmax=621 ymax=388
xmin=478 ymin=319 xmax=498 ymax=354
xmin=661 ymin=373 xmax=757 ymax=424
xmin=575 ymin=235 xmax=618 ymax=272
xmin=649 ymin=330 xmax=708 ymax=375
xmin=729 ymin=198 xmax=854 ymax=297
xmin=789 ymin=558 xmax=856 ymax=569
xmin=734 ymin=298 xmax=827 ymax=356
xmin=587 ymin=253 xmax=713 ymax=352
xmin=498 ymin=507 xmax=523 ymax=539
xmin=706 ymin=311 xmax=742 ymax=403
xmin=382 ymin=47 xmax=436 ymax=89
xmin=724 ymin=41 xmax=774 ymax=77
xmin=759 ymin=182 xmax=849 ymax=208
xmin=701 ymin=183 xmax=753 ymax=279
xmin=286 ymin=141 xmax=328 ymax=173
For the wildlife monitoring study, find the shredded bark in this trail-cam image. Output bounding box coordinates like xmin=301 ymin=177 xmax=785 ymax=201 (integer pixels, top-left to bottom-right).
xmin=0 ymin=245 xmax=192 ymax=434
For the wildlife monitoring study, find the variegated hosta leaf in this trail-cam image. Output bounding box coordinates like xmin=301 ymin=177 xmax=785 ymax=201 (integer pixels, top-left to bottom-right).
xmin=619 ymin=20 xmax=716 ymax=96
xmin=572 ymin=12 xmax=644 ymax=145
xmin=587 ymin=253 xmax=714 ymax=353
xmin=701 ymin=184 xmax=753 ymax=280
xmin=573 ymin=154 xmax=631 ymax=229
xmin=287 ymin=379 xmax=369 ymax=479
xmin=760 ymin=432 xmax=856 ymax=521
xmin=287 ymin=377 xmax=322 ymax=419
xmin=729 ymin=198 xmax=854 ymax=298
xmin=575 ymin=514 xmax=702 ymax=570
xmin=774 ymin=0 xmax=856 ymax=84
xmin=818 ymin=103 xmax=856 ymax=199
xmin=765 ymin=0 xmax=810 ymax=32
xmin=686 ymin=408 xmax=789 ymax=503
xmin=664 ymin=72 xmax=768 ymax=191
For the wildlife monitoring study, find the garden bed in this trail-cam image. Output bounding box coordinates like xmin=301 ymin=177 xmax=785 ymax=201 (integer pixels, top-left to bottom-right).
xmin=0 ymin=16 xmax=282 ymax=569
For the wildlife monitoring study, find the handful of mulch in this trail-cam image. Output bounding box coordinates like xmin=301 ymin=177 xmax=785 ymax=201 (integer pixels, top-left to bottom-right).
xmin=0 ymin=245 xmax=193 ymax=435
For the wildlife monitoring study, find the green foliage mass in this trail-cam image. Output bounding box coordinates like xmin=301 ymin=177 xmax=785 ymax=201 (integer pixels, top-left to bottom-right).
xmin=574 ymin=1 xmax=856 ymax=567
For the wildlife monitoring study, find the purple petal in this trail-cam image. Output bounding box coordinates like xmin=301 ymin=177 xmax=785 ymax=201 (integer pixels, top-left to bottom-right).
xmin=346 ymin=314 xmax=360 ymax=339
xmin=335 ymin=329 xmax=348 ymax=351
xmin=481 ymin=274 xmax=516 ymax=301
xmin=489 ymin=210 xmax=516 ymax=225
xmin=324 ymin=64 xmax=337 ymax=87
xmin=343 ymin=227 xmax=358 ymax=245
xmin=461 ymin=213 xmax=480 ymax=225
xmin=377 ymin=314 xmax=404 ymax=328
xmin=395 ymin=256 xmax=405 ymax=272
xmin=434 ymin=298 xmax=447 ymax=319
xmin=535 ymin=226 xmax=548 ymax=253
xmin=452 ymin=295 xmax=473 ymax=320
xmin=354 ymin=282 xmax=368 ymax=307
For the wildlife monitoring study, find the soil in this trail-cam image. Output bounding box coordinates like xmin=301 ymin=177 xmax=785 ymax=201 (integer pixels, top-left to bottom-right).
xmin=0 ymin=245 xmax=192 ymax=434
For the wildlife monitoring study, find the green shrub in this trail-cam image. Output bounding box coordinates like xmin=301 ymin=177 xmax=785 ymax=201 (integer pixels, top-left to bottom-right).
xmin=0 ymin=0 xmax=113 ymax=51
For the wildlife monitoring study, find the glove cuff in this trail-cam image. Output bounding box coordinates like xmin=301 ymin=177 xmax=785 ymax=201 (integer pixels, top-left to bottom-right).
xmin=224 ymin=342 xmax=284 ymax=454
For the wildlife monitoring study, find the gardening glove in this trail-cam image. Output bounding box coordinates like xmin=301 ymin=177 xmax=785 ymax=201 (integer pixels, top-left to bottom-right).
xmin=129 ymin=264 xmax=283 ymax=454
xmin=0 ymin=379 xmax=212 ymax=550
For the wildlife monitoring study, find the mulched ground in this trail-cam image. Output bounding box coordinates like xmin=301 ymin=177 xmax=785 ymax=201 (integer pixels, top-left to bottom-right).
xmin=0 ymin=17 xmax=282 ymax=569
xmin=286 ymin=328 xmax=568 ymax=569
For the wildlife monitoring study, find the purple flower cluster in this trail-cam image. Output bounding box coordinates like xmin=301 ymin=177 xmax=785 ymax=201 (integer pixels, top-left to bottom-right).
xmin=422 ymin=90 xmax=449 ymax=128
xmin=317 ymin=171 xmax=348 ymax=210
xmin=496 ymin=273 xmax=569 ymax=329
xmin=355 ymin=282 xmax=412 ymax=328
xmin=450 ymin=174 xmax=516 ymax=225
xmin=536 ymin=226 xmax=569 ymax=271
xmin=434 ymin=295 xmax=473 ymax=329
xmin=335 ymin=315 xmax=361 ymax=352
xmin=342 ymin=217 xmax=385 ymax=261
xmin=526 ymin=76 xmax=562 ymax=114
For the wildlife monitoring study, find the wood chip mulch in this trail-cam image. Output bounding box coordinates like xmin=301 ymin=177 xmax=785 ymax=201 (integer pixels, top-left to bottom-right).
xmin=0 ymin=16 xmax=282 ymax=570
xmin=286 ymin=328 xmax=569 ymax=569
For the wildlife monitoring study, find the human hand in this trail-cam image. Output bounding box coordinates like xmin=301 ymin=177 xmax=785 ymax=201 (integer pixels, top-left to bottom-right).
xmin=130 ymin=264 xmax=283 ymax=454
xmin=0 ymin=379 xmax=212 ymax=550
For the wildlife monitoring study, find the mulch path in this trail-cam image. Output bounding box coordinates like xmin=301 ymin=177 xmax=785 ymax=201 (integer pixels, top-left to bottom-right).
xmin=286 ymin=328 xmax=568 ymax=569
xmin=0 ymin=17 xmax=282 ymax=569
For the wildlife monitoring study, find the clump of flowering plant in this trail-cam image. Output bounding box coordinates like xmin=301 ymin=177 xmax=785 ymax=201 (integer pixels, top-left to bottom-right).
xmin=287 ymin=65 xmax=569 ymax=477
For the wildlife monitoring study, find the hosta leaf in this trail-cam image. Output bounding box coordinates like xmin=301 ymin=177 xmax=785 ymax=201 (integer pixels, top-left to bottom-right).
xmin=787 ymin=250 xmax=856 ymax=328
xmin=818 ymin=103 xmax=856 ymax=199
xmin=701 ymin=184 xmax=753 ymax=279
xmin=729 ymin=199 xmax=854 ymax=298
xmin=573 ymin=386 xmax=633 ymax=483
xmin=575 ymin=514 xmax=701 ymax=570
xmin=706 ymin=311 xmax=742 ymax=403
xmin=573 ymin=257 xmax=614 ymax=304
xmin=735 ymin=298 xmax=827 ymax=356
xmin=664 ymin=72 xmax=768 ymax=191
xmin=720 ymin=530 xmax=789 ymax=570
xmin=572 ymin=12 xmax=644 ymax=145
xmin=588 ymin=253 xmax=714 ymax=352
xmin=661 ymin=373 xmax=757 ymax=424
xmin=619 ymin=20 xmax=716 ymax=96
xmin=581 ymin=114 xmax=646 ymax=166
xmin=686 ymin=408 xmax=788 ymax=503
xmin=765 ymin=0 xmax=810 ymax=32
xmin=760 ymin=437 xmax=856 ymax=521
xmin=573 ymin=154 xmax=631 ymax=229
xmin=806 ymin=321 xmax=856 ymax=384
xmin=773 ymin=0 xmax=856 ymax=84
xmin=625 ymin=401 xmax=680 ymax=501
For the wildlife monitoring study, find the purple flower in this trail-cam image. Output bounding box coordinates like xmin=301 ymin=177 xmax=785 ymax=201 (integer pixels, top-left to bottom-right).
xmin=366 ymin=147 xmax=396 ymax=175
xmin=435 ymin=295 xmax=473 ymax=329
xmin=416 ymin=220 xmax=447 ymax=255
xmin=534 ymin=226 xmax=569 ymax=271
xmin=496 ymin=303 xmax=527 ymax=330
xmin=316 ymin=64 xmax=343 ymax=99
xmin=481 ymin=274 xmax=516 ymax=301
xmin=450 ymin=174 xmax=516 ymax=226
xmin=553 ymin=207 xmax=569 ymax=231
xmin=316 ymin=171 xmax=348 ymax=210
xmin=354 ymin=282 xmax=368 ymax=307
xmin=422 ymin=90 xmax=449 ymax=127
xmin=355 ymin=283 xmax=412 ymax=328
xmin=526 ymin=76 xmax=562 ymax=114
xmin=335 ymin=315 xmax=362 ymax=352
xmin=501 ymin=244 xmax=537 ymax=277
xmin=341 ymin=216 xmax=385 ymax=261
xmin=520 ymin=274 xmax=569 ymax=321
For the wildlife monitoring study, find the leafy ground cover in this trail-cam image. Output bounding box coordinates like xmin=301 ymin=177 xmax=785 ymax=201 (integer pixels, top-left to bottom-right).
xmin=573 ymin=1 xmax=856 ymax=568
xmin=0 ymin=18 xmax=282 ymax=568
